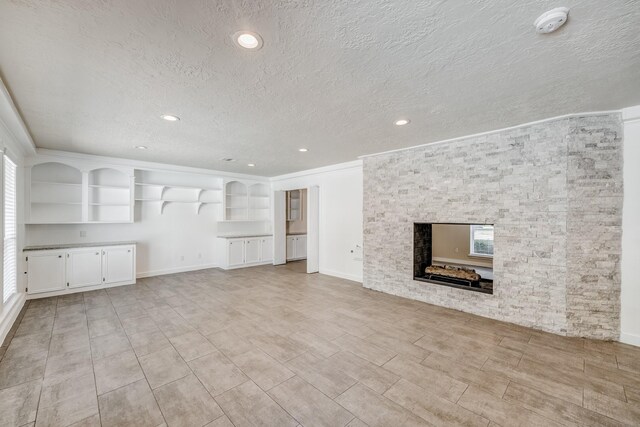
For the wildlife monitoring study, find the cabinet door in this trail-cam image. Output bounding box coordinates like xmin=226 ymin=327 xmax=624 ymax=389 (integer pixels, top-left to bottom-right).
xmin=295 ymin=235 xmax=307 ymax=259
xmin=228 ymin=239 xmax=245 ymax=266
xmin=244 ymin=238 xmax=261 ymax=264
xmin=261 ymin=237 xmax=273 ymax=262
xmin=286 ymin=236 xmax=296 ymax=260
xmin=102 ymin=246 xmax=135 ymax=284
xmin=27 ymin=251 xmax=66 ymax=294
xmin=66 ymin=249 xmax=102 ymax=288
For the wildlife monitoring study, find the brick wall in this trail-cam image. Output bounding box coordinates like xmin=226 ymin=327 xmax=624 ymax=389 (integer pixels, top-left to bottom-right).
xmin=363 ymin=114 xmax=623 ymax=338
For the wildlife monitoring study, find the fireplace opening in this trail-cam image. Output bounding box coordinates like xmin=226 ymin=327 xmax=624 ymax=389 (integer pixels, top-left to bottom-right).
xmin=414 ymin=223 xmax=494 ymax=294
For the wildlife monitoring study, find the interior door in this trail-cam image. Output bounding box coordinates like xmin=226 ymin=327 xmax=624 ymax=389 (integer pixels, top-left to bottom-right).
xmin=67 ymin=248 xmax=102 ymax=288
xmin=307 ymin=185 xmax=319 ymax=273
xmin=273 ymin=190 xmax=286 ymax=265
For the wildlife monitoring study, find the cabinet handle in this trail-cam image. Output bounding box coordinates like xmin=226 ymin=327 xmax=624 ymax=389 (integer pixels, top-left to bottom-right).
xmin=95 ymin=252 xmax=99 ymax=255
xmin=127 ymin=250 xmax=131 ymax=253
xmin=58 ymin=255 xmax=62 ymax=258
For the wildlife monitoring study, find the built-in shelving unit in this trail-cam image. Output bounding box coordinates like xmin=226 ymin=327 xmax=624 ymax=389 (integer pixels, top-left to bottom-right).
xmin=223 ymin=181 xmax=271 ymax=221
xmin=249 ymin=183 xmax=270 ymax=221
xmin=88 ymin=168 xmax=133 ymax=222
xmin=29 ymin=162 xmax=83 ymax=223
xmin=27 ymin=162 xmax=136 ymax=224
xmin=224 ymin=181 xmax=248 ymax=220
xmin=134 ymin=171 xmax=223 ymax=215
xmin=287 ymin=189 xmax=302 ymax=221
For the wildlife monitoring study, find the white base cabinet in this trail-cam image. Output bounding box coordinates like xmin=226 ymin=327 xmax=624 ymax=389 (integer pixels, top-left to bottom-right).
xmin=102 ymin=246 xmax=135 ymax=284
xmin=216 ymin=236 xmax=273 ymax=269
xmin=286 ymin=234 xmax=307 ymax=261
xmin=66 ymin=248 xmax=102 ymax=288
xmin=25 ymin=251 xmax=66 ymax=294
xmin=26 ymin=244 xmax=136 ymax=296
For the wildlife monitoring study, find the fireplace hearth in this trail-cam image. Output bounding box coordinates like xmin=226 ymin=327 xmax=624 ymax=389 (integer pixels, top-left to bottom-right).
xmin=414 ymin=223 xmax=494 ymax=294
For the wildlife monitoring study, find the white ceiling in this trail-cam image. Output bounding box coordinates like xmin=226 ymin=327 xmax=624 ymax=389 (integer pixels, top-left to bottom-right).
xmin=1 ymin=1 xmax=639 ymax=176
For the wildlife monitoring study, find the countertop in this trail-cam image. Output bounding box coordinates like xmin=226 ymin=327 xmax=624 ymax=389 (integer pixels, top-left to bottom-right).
xmin=23 ymin=241 xmax=137 ymax=252
xmin=216 ymin=234 xmax=273 ymax=239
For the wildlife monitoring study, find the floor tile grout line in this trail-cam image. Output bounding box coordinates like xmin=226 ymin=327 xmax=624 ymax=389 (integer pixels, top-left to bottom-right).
xmin=31 ymin=297 xmax=57 ymax=426
xmin=82 ymin=295 xmax=103 ymax=426
xmin=110 ymin=292 xmax=170 ymax=427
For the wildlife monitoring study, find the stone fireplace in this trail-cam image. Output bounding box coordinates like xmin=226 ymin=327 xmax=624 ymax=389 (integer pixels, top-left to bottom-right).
xmin=363 ymin=113 xmax=623 ymax=339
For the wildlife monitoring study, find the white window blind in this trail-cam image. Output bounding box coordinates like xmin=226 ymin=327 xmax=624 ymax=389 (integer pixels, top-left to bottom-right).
xmin=3 ymin=154 xmax=17 ymax=303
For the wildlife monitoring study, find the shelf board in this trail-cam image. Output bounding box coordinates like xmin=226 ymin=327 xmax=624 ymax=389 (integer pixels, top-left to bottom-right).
xmin=89 ymin=203 xmax=130 ymax=206
xmin=31 ymin=201 xmax=82 ymax=205
xmin=87 ymin=220 xmax=133 ymax=224
xmin=32 ymin=181 xmax=82 ymax=187
xmin=136 ymin=183 xmax=222 ymax=192
xmin=89 ymin=184 xmax=130 ymax=189
xmin=135 ymin=199 xmax=221 ymax=204
xmin=226 ymin=206 xmax=248 ymax=209
xmin=226 ymin=193 xmax=248 ymax=197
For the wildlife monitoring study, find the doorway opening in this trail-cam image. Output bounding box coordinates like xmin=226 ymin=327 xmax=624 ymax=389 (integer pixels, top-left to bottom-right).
xmin=273 ymin=186 xmax=319 ymax=273
xmin=285 ymin=189 xmax=307 ymax=269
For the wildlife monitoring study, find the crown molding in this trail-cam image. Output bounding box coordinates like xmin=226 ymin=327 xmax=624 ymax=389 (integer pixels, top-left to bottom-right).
xmin=359 ymin=110 xmax=622 ymax=159
xmin=270 ymin=159 xmax=362 ymax=182
xmin=622 ymin=105 xmax=640 ymax=123
xmin=33 ymin=148 xmax=269 ymax=181
xmin=0 ymin=77 xmax=36 ymax=156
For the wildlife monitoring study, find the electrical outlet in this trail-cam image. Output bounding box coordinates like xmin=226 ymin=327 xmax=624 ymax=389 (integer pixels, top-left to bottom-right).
xmin=198 ymin=253 xmax=202 ymax=259
xmin=180 ymin=256 xmax=184 ymax=261
xmin=455 ymin=247 xmax=459 ymax=253
xmin=80 ymin=231 xmax=87 ymax=238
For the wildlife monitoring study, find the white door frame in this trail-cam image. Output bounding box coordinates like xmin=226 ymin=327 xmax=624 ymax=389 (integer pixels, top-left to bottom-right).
xmin=273 ymin=190 xmax=286 ymax=265
xmin=306 ymin=186 xmax=319 ymax=273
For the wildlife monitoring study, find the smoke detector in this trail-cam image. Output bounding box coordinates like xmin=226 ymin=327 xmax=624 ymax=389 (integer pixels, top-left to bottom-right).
xmin=534 ymin=7 xmax=569 ymax=34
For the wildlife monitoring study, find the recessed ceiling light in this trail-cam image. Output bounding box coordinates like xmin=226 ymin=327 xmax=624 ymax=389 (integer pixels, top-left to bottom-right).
xmin=135 ymin=145 xmax=148 ymax=150
xmin=247 ymin=163 xmax=255 ymax=167
xmin=298 ymin=148 xmax=308 ymax=152
xmin=394 ymin=119 xmax=410 ymax=126
xmin=233 ymin=31 xmax=263 ymax=50
xmin=161 ymin=114 xmax=180 ymax=122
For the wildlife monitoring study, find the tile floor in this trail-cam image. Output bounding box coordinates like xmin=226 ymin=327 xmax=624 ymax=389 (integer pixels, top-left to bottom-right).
xmin=1 ymin=261 xmax=639 ymax=426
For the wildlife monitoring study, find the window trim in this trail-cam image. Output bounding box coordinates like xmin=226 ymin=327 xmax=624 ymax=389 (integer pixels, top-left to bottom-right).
xmin=469 ymin=224 xmax=494 ymax=258
xmin=3 ymin=153 xmax=17 ymax=304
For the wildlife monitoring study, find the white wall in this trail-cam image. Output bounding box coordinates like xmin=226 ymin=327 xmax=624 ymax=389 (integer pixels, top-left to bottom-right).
xmin=621 ymin=105 xmax=640 ymax=346
xmin=271 ymin=161 xmax=363 ymax=282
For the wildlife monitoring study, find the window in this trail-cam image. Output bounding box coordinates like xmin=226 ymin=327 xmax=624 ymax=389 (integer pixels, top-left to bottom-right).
xmin=470 ymin=224 xmax=494 ymax=257
xmin=3 ymin=154 xmax=17 ymax=303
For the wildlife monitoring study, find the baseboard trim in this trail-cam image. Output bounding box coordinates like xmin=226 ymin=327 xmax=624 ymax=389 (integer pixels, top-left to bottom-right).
xmin=620 ymin=332 xmax=640 ymax=347
xmin=0 ymin=293 xmax=26 ymax=345
xmin=137 ymin=263 xmax=219 ymax=278
xmin=320 ymin=269 xmax=363 ymax=283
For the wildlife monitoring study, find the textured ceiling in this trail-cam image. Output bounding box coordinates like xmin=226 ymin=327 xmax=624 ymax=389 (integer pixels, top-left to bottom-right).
xmin=1 ymin=1 xmax=639 ymax=176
